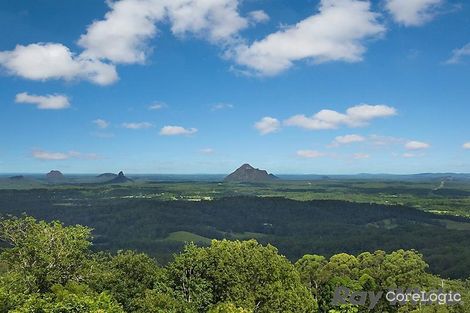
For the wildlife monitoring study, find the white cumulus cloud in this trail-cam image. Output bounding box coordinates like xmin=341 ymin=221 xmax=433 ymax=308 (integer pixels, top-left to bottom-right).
xmin=331 ymin=134 xmax=366 ymax=146
xmin=0 ymin=43 xmax=118 ymax=85
xmin=254 ymin=117 xmax=281 ymax=135
xmin=15 ymin=92 xmax=70 ymax=110
xmin=285 ymin=104 xmax=397 ymax=130
xmin=122 ymin=122 xmax=154 ymax=129
xmin=148 ymin=102 xmax=167 ymax=110
xmin=0 ymin=0 xmax=386 ymax=84
xmin=78 ymin=0 xmax=253 ymax=64
xmin=93 ymin=119 xmax=110 ymax=129
xmin=463 ymin=142 xmax=470 ymax=149
xmin=232 ymin=0 xmax=385 ymax=76
xmin=405 ymin=140 xmax=430 ymax=150
xmin=446 ymin=43 xmax=470 ymax=64
xmin=32 ymin=150 xmax=70 ymax=161
xmin=32 ymin=150 xmax=100 ymax=161
xmin=248 ymin=10 xmax=270 ymax=23
xmin=1 ymin=1 xmax=260 ymax=85
xmin=166 ymin=0 xmax=248 ymax=43
xmin=160 ymin=125 xmax=198 ymax=136
xmin=385 ymin=0 xmax=443 ymax=26
xmin=78 ymin=0 xmax=166 ymax=64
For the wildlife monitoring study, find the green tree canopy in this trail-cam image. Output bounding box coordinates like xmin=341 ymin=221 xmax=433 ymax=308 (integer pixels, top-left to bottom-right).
xmin=0 ymin=216 xmax=91 ymax=293
xmin=168 ymin=239 xmax=316 ymax=313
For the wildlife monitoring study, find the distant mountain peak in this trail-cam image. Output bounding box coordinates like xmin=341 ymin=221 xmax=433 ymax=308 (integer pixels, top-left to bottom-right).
xmin=224 ymin=164 xmax=279 ymax=182
xmin=106 ymin=171 xmax=133 ymax=184
xmin=46 ymin=170 xmax=64 ymax=180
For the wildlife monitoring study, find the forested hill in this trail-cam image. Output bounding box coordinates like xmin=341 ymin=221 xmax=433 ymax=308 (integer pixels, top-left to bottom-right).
xmin=1 ymin=216 xmax=469 ymax=312
xmin=0 ymin=190 xmax=469 ymax=279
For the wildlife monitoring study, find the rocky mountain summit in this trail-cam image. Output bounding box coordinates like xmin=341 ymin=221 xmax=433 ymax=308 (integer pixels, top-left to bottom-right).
xmin=106 ymin=171 xmax=133 ymax=184
xmin=224 ymin=164 xmax=278 ymax=182
xmin=46 ymin=170 xmax=64 ymax=181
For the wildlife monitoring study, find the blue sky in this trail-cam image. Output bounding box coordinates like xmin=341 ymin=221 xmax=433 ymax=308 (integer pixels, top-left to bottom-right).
xmin=0 ymin=0 xmax=469 ymax=174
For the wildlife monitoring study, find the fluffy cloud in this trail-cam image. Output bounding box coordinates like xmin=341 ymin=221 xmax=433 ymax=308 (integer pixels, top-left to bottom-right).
xmin=296 ymin=150 xmax=326 ymax=158
xmin=0 ymin=0 xmax=386 ymax=84
xmin=148 ymin=102 xmax=167 ymax=110
xmin=122 ymin=122 xmax=154 ymax=129
xmin=78 ymin=0 xmax=165 ymax=64
xmin=385 ymin=0 xmax=443 ymax=26
xmin=285 ymin=104 xmax=396 ymax=130
xmin=15 ymin=92 xmax=70 ymax=110
xmin=232 ymin=0 xmax=385 ymax=75
xmin=0 ymin=43 xmax=117 ymax=85
xmin=463 ymin=142 xmax=470 ymax=149
xmin=93 ymin=119 xmax=110 ymax=129
xmin=248 ymin=10 xmax=270 ymax=23
xmin=1 ymin=1 xmax=258 ymax=85
xmin=254 ymin=117 xmax=281 ymax=135
xmin=32 ymin=150 xmax=69 ymax=161
xmin=331 ymin=134 xmax=365 ymax=146
xmin=78 ymin=0 xmax=253 ymax=64
xmin=405 ymin=140 xmax=430 ymax=150
xmin=446 ymin=43 xmax=470 ymax=64
xmin=32 ymin=150 xmax=99 ymax=160
xmin=165 ymin=0 xmax=248 ymax=43
xmin=160 ymin=125 xmax=198 ymax=136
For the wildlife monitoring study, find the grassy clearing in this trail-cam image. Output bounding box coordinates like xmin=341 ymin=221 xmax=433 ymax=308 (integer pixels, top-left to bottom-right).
xmin=165 ymin=231 xmax=212 ymax=244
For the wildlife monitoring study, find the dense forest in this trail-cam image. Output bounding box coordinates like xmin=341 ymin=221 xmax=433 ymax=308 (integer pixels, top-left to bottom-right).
xmin=1 ymin=216 xmax=469 ymax=313
xmin=1 ymin=182 xmax=470 ymax=312
xmin=1 ymin=188 xmax=470 ymax=278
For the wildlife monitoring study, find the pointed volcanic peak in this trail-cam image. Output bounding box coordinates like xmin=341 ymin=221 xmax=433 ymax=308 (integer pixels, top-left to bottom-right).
xmin=106 ymin=171 xmax=133 ymax=184
xmin=224 ymin=163 xmax=279 ymax=182
xmin=46 ymin=170 xmax=64 ymax=181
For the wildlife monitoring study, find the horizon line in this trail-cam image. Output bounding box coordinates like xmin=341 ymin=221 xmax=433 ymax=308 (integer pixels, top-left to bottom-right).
xmin=2 ymin=172 xmax=470 ymax=176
